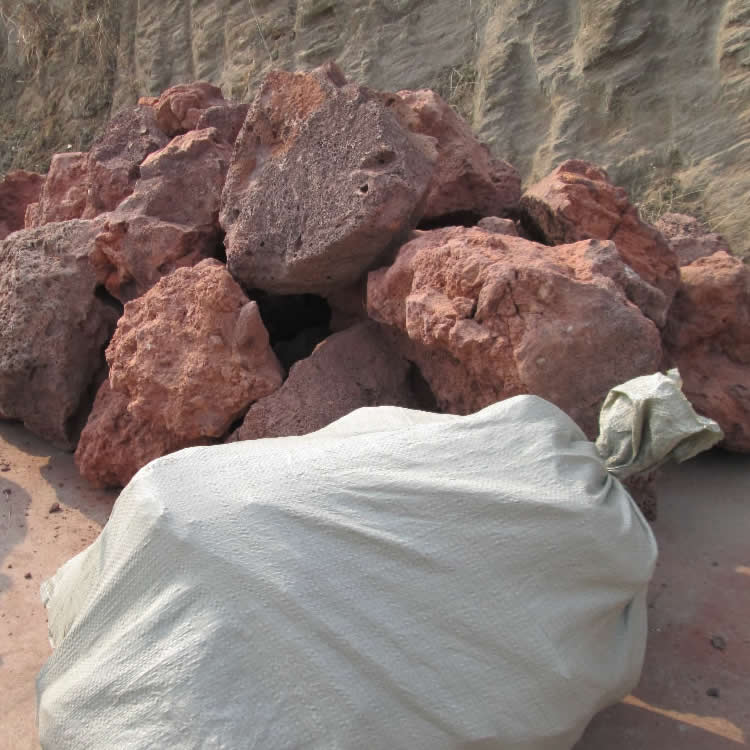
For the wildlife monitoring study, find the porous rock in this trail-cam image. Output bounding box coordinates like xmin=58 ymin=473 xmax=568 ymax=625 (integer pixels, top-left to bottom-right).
xmin=220 ymin=62 xmax=437 ymax=295
xmin=28 ymin=153 xmax=89 ymax=226
xmin=75 ymin=259 xmax=283 ymax=487
xmin=664 ymin=252 xmax=750 ymax=452
xmin=395 ymin=89 xmax=520 ymax=222
xmin=0 ymin=220 xmax=119 ymax=448
xmin=196 ymin=102 xmax=250 ymax=144
xmin=521 ymin=160 xmax=679 ymax=323
xmin=155 ymin=82 xmax=226 ymax=136
xmin=229 ymin=321 xmax=418 ymax=442
xmin=477 ymin=216 xmax=518 ymax=236
xmin=655 ymin=213 xmax=731 ymax=266
xmin=0 ymin=170 xmax=43 ymax=239
xmin=83 ymin=105 xmax=169 ymax=218
xmin=367 ymin=226 xmax=662 ymax=437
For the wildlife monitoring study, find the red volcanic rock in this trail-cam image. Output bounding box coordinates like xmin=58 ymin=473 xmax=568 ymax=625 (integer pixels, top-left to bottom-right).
xmin=0 ymin=220 xmax=118 ymax=448
xmin=394 ymin=89 xmax=520 ymax=222
xmin=0 ymin=170 xmax=43 ymax=238
xmin=664 ymin=251 xmax=750 ymax=452
xmin=30 ymin=153 xmax=89 ymax=225
xmin=229 ymin=321 xmax=419 ymax=442
xmin=137 ymin=96 xmax=159 ymax=107
xmin=368 ymin=226 xmax=662 ymax=437
xmin=521 ymin=160 xmax=679 ymax=324
xmin=196 ymin=102 xmax=250 ymax=144
xmin=155 ymin=82 xmax=226 ymax=136
xmin=90 ymin=128 xmax=231 ymax=302
xmin=655 ymin=212 xmax=731 ymax=266
xmin=220 ymin=62 xmax=437 ymax=295
xmin=83 ymin=105 xmax=168 ymax=218
xmin=477 ymin=216 xmax=518 ymax=236
xmin=75 ymin=259 xmax=283 ymax=487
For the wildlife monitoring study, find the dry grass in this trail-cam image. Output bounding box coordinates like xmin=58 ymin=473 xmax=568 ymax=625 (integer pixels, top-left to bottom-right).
xmin=433 ymin=63 xmax=478 ymax=122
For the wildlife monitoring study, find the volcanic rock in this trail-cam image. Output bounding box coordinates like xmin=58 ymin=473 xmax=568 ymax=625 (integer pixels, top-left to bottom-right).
xmin=83 ymin=105 xmax=169 ymax=218
xmin=0 ymin=170 xmax=43 ymax=239
xmin=664 ymin=252 xmax=750 ymax=451
xmin=477 ymin=216 xmax=519 ymax=236
xmin=230 ymin=321 xmax=418 ymax=442
xmin=75 ymin=259 xmax=283 ymax=487
xmin=196 ymin=102 xmax=250 ymax=144
xmin=655 ymin=213 xmax=731 ymax=266
xmin=395 ymin=89 xmax=520 ymax=223
xmin=29 ymin=153 xmax=89 ymax=226
xmin=0 ymin=220 xmax=119 ymax=448
xmin=521 ymin=160 xmax=679 ymax=323
xmin=368 ymin=226 xmax=662 ymax=437
xmin=155 ymin=82 xmax=226 ymax=136
xmin=220 ymin=62 xmax=437 ymax=295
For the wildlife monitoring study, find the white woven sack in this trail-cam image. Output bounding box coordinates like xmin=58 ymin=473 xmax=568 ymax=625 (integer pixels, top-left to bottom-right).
xmin=37 ymin=371 xmax=721 ymax=750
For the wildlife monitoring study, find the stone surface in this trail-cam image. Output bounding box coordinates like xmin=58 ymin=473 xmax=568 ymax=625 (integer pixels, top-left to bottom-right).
xmin=220 ymin=63 xmax=437 ymax=294
xmin=0 ymin=170 xmax=43 ymax=239
xmin=195 ymin=102 xmax=250 ymax=144
xmin=230 ymin=321 xmax=418 ymax=442
xmin=89 ymin=128 xmax=231 ymax=302
xmin=29 ymin=153 xmax=89 ymax=226
xmin=75 ymin=259 xmax=283 ymax=487
xmin=655 ymin=213 xmax=731 ymax=267
xmin=368 ymin=226 xmax=662 ymax=437
xmin=155 ymin=82 xmax=226 ymax=136
xmin=521 ymin=160 xmax=679 ymax=324
xmin=0 ymin=220 xmax=119 ymax=449
xmin=664 ymin=252 xmax=750 ymax=452
xmin=395 ymin=88 xmax=520 ymax=222
xmin=82 ymin=106 xmax=169 ymax=219
xmin=477 ymin=216 xmax=518 ymax=236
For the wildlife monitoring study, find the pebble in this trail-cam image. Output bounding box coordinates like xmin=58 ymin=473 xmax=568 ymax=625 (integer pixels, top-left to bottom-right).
xmin=49 ymin=502 xmax=62 ymax=514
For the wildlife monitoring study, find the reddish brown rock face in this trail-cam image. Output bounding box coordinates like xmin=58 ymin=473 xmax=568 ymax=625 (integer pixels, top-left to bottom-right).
xmin=83 ymin=105 xmax=169 ymax=219
xmin=75 ymin=259 xmax=283 ymax=487
xmin=664 ymin=251 xmax=750 ymax=452
xmin=655 ymin=212 xmax=731 ymax=266
xmin=220 ymin=63 xmax=437 ymax=295
xmin=30 ymin=153 xmax=89 ymax=226
xmin=521 ymin=160 xmax=679 ymax=324
xmin=155 ymin=82 xmax=226 ymax=136
xmin=89 ymin=128 xmax=232 ymax=302
xmin=229 ymin=321 xmax=419 ymax=442
xmin=367 ymin=226 xmax=662 ymax=437
xmin=196 ymin=102 xmax=250 ymax=145
xmin=0 ymin=220 xmax=119 ymax=449
xmin=0 ymin=170 xmax=44 ymax=239
xmin=394 ymin=89 xmax=520 ymax=223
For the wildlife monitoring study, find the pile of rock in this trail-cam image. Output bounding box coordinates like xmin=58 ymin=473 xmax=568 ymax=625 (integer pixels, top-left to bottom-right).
xmin=1 ymin=62 xmax=747 ymax=507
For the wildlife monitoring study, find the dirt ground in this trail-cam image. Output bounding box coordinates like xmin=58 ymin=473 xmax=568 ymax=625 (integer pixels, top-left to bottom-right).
xmin=1 ymin=420 xmax=748 ymax=749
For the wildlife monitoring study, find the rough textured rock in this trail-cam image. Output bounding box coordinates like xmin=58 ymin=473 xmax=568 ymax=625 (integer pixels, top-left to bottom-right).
xmin=477 ymin=217 xmax=518 ymax=236
xmin=75 ymin=259 xmax=283 ymax=487
xmin=230 ymin=321 xmax=418 ymax=442
xmin=89 ymin=128 xmax=231 ymax=302
xmin=0 ymin=170 xmax=43 ymax=239
xmin=28 ymin=153 xmax=89 ymax=227
xmin=3 ymin=1 xmax=749 ymax=257
xmin=655 ymin=213 xmax=731 ymax=267
xmin=155 ymin=82 xmax=226 ymax=136
xmin=0 ymin=220 xmax=119 ymax=449
xmin=521 ymin=160 xmax=679 ymax=323
xmin=82 ymin=106 xmax=169 ymax=219
xmin=664 ymin=252 xmax=750 ymax=452
xmin=395 ymin=89 xmax=520 ymax=222
xmin=368 ymin=226 xmax=662 ymax=437
xmin=220 ymin=63 xmax=437 ymax=294
xmin=195 ymin=102 xmax=249 ymax=145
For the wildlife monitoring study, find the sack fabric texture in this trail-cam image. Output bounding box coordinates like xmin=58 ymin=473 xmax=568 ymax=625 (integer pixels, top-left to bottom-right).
xmin=37 ymin=371 xmax=721 ymax=750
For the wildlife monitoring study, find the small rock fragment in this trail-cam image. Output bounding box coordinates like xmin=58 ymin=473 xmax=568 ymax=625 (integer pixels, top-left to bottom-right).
xmin=710 ymin=634 xmax=727 ymax=651
xmin=49 ymin=502 xmax=62 ymax=514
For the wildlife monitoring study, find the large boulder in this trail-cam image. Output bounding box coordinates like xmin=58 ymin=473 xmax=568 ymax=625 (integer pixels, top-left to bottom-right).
xmin=220 ymin=62 xmax=437 ymax=295
xmin=75 ymin=259 xmax=283 ymax=487
xmin=655 ymin=212 xmax=731 ymax=266
xmin=229 ymin=321 xmax=419 ymax=442
xmin=0 ymin=220 xmax=119 ymax=448
xmin=368 ymin=226 xmax=662 ymax=437
xmin=394 ymin=89 xmax=520 ymax=223
xmin=664 ymin=252 xmax=750 ymax=452
xmin=0 ymin=170 xmax=43 ymax=239
xmin=83 ymin=105 xmax=169 ymax=219
xmin=196 ymin=102 xmax=250 ymax=145
xmin=521 ymin=160 xmax=679 ymax=324
xmin=28 ymin=153 xmax=89 ymax=226
xmin=89 ymin=128 xmax=231 ymax=302
xmin=155 ymin=82 xmax=226 ymax=136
